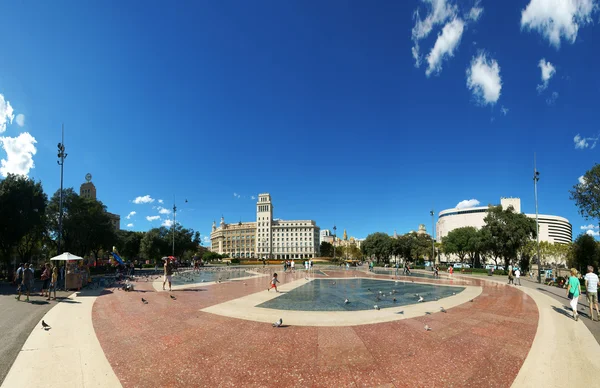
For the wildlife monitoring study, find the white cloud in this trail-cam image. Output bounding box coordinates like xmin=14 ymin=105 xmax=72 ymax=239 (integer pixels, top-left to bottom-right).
xmin=466 ymin=53 xmax=502 ymax=106
xmin=546 ymin=91 xmax=559 ymax=105
xmin=203 ymin=236 xmax=210 ymax=242
xmin=586 ymin=229 xmax=600 ymax=237
xmin=251 ymin=195 xmax=256 ymax=200
xmin=126 ymin=211 xmax=136 ymax=219
xmin=162 ymin=219 xmax=173 ymax=227
xmin=15 ymin=114 xmax=25 ymax=127
xmin=456 ymin=199 xmax=480 ymax=209
xmin=579 ymin=175 xmax=587 ymax=185
xmin=574 ymin=133 xmax=598 ymax=149
xmin=0 ymin=132 xmax=37 ymax=178
xmin=580 ymin=224 xmax=598 ymax=230
xmin=126 ymin=223 xmax=134 ymax=228
xmin=467 ymin=3 xmax=483 ymax=22
xmin=158 ymin=199 xmax=164 ymax=204
xmin=133 ymin=195 xmax=155 ymax=204
xmin=501 ymin=106 xmax=509 ymax=116
xmin=158 ymin=206 xmax=171 ymax=215
xmin=521 ymin=0 xmax=598 ymax=48
xmin=146 ymin=215 xmax=160 ymax=221
xmin=411 ymin=0 xmax=458 ymax=67
xmin=0 ymin=94 xmax=14 ymax=134
xmin=537 ymin=59 xmax=556 ymax=92
xmin=233 ymin=192 xmax=241 ymax=199
xmin=425 ymin=18 xmax=465 ymax=76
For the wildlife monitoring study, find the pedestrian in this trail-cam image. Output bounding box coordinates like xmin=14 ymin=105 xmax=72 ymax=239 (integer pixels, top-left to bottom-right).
xmin=448 ymin=266 xmax=453 ymax=277
xmin=48 ymin=265 xmax=58 ymax=300
xmin=41 ymin=263 xmax=51 ymax=297
xmin=434 ymin=265 xmax=439 ymax=278
xmin=268 ymin=272 xmax=280 ymax=292
xmin=514 ymin=268 xmax=521 ymax=286
xmin=163 ymin=259 xmax=173 ymax=291
xmin=567 ymin=268 xmax=581 ymax=321
xmin=508 ymin=268 xmax=514 ymax=285
xmin=291 ymin=259 xmax=295 ymax=272
xmin=14 ymin=263 xmax=24 ymax=289
xmin=310 ymin=259 xmax=313 ymax=269
xmin=283 ymin=260 xmax=287 ymax=272
xmin=584 ymin=265 xmax=599 ymax=321
xmin=16 ymin=263 xmax=32 ymax=302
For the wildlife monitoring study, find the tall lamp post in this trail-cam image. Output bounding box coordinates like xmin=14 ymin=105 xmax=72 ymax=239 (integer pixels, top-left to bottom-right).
xmin=534 ymin=160 xmax=541 ymax=283
xmin=430 ymin=210 xmax=435 ymax=267
xmin=57 ymin=124 xmax=67 ymax=255
xmin=172 ymin=200 xmax=177 ymax=258
xmin=333 ymin=225 xmax=337 ymax=261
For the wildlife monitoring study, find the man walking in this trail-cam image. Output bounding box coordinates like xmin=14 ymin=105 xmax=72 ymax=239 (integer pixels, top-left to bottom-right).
xmin=514 ymin=268 xmax=521 ymax=286
xmin=16 ymin=263 xmax=32 ymax=302
xmin=584 ymin=265 xmax=599 ymax=321
xmin=163 ymin=259 xmax=173 ymax=291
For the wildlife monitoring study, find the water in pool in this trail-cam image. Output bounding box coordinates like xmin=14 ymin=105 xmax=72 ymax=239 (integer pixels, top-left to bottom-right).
xmin=257 ymin=278 xmax=465 ymax=311
xmin=371 ymin=268 xmax=436 ymax=278
xmin=170 ymin=270 xmax=254 ymax=285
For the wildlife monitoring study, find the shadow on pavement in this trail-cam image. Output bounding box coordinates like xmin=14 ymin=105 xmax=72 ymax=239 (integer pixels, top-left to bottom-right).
xmin=552 ymin=305 xmax=574 ymax=319
xmin=28 ymin=300 xmax=50 ymax=305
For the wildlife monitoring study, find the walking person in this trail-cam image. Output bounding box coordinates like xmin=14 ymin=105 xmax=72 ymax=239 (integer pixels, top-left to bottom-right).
xmin=584 ymin=265 xmax=599 ymax=321
xmin=16 ymin=263 xmax=32 ymax=302
xmin=514 ymin=268 xmax=521 ymax=286
xmin=163 ymin=259 xmax=173 ymax=291
xmin=283 ymin=260 xmax=287 ymax=273
xmin=48 ymin=265 xmax=58 ymax=300
xmin=567 ymin=268 xmax=582 ymax=321
xmin=290 ymin=259 xmax=295 ymax=272
xmin=267 ymin=273 xmax=280 ymax=292
xmin=14 ymin=263 xmax=24 ymax=290
xmin=507 ymin=267 xmax=514 ymax=285
xmin=41 ymin=263 xmax=51 ymax=297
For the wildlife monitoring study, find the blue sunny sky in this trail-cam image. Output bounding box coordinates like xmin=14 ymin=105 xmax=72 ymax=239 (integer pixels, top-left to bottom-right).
xmin=0 ymin=0 xmax=598 ymax=244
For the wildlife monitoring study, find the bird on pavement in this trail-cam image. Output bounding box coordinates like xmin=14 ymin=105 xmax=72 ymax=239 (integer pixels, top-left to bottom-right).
xmin=344 ymin=299 xmax=349 ymax=304
xmin=424 ymin=325 xmax=432 ymax=331
xmin=393 ymin=298 xmax=397 ymax=302
xmin=170 ymin=295 xmax=177 ymax=300
xmin=440 ymin=307 xmax=447 ymax=313
xmin=374 ymin=305 xmax=380 ymax=310
xmin=41 ymin=320 xmax=51 ymax=330
xmin=272 ymin=318 xmax=283 ymax=327
xmin=142 ymin=298 xmax=148 ymax=304
xmin=418 ymin=296 xmax=424 ymax=302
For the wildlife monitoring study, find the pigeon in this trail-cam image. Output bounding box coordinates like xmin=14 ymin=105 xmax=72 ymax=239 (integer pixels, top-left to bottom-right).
xmin=272 ymin=318 xmax=283 ymax=327
xmin=397 ymin=310 xmax=404 ymax=314
xmin=379 ymin=291 xmax=383 ymax=294
xmin=424 ymin=325 xmax=432 ymax=331
xmin=452 ymin=292 xmax=456 ymax=295
xmin=332 ymin=281 xmax=336 ymax=285
xmin=367 ymin=288 xmax=372 ymax=292
xmin=470 ymin=299 xmax=474 ymax=303
xmin=374 ymin=305 xmax=380 ymax=310
xmin=141 ymin=298 xmax=148 ymax=304
xmin=202 ymin=280 xmax=205 ymax=282
xmin=41 ymin=320 xmax=51 ymax=330
xmin=418 ymin=296 xmax=424 ymax=302
xmin=244 ymin=283 xmax=247 ymax=286
xmin=344 ymin=299 xmax=349 ymax=304
xmin=393 ymin=298 xmax=397 ymax=302
xmin=170 ymin=295 xmax=177 ymax=300
xmin=425 ymin=312 xmax=431 ymax=315
xmin=305 ymin=277 xmax=309 ymax=281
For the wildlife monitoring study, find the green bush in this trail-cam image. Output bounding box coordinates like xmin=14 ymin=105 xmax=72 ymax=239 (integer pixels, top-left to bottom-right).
xmin=230 ymin=258 xmax=240 ymax=264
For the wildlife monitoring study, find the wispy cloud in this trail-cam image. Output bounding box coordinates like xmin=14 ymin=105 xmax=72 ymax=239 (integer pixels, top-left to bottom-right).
xmin=233 ymin=192 xmax=241 ymax=199
xmin=467 ymin=1 xmax=483 ymax=22
xmin=126 ymin=211 xmax=136 ymax=219
xmin=133 ymin=195 xmax=155 ymax=204
xmin=537 ymin=58 xmax=556 ymax=92
xmin=146 ymin=215 xmax=160 ymax=221
xmin=546 ymin=91 xmax=559 ymax=106
xmin=158 ymin=206 xmax=171 ymax=215
xmin=251 ymin=195 xmax=256 ymax=200
xmin=203 ymin=236 xmax=210 ymax=243
xmin=0 ymin=132 xmax=37 ymax=178
xmin=581 ymin=224 xmax=598 ymax=230
xmin=411 ymin=0 xmax=458 ymax=68
xmin=0 ymin=93 xmax=14 ymax=133
xmin=574 ymin=134 xmax=598 ymax=150
xmin=521 ymin=0 xmax=597 ymax=48
xmin=579 ymin=175 xmax=587 ymax=185
xmin=126 ymin=223 xmax=134 ymax=228
xmin=466 ymin=53 xmax=502 ymax=106
xmin=456 ymin=199 xmax=480 ymax=209
xmin=426 ymin=18 xmax=465 ymax=76
xmin=15 ymin=114 xmax=25 ymax=127
xmin=501 ymin=106 xmax=509 ymax=116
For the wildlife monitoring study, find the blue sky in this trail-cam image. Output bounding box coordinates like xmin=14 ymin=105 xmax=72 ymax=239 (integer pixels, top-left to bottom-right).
xmin=0 ymin=0 xmax=599 ymax=244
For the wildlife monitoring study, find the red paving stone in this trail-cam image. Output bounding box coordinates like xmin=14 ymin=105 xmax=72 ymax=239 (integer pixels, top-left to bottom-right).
xmin=92 ymin=270 xmax=538 ymax=388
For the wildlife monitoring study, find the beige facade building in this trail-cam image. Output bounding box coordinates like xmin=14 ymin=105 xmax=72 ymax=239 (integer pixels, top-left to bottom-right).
xmin=210 ymin=193 xmax=320 ymax=260
xmin=79 ymin=175 xmax=120 ymax=231
xmin=436 ymin=197 xmax=572 ymax=254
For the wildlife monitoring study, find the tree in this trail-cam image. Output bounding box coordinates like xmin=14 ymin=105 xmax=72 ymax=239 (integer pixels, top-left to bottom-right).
xmin=569 ymin=233 xmax=599 ymax=272
xmin=116 ymin=230 xmax=143 ymax=261
xmin=0 ymin=174 xmax=48 ymax=268
xmin=139 ymin=228 xmax=169 ymax=263
xmin=570 ymin=164 xmax=600 ymax=227
xmin=442 ymin=227 xmax=477 ymax=263
xmin=320 ymin=241 xmax=333 ymax=258
xmin=362 ymin=233 xmax=392 ymax=263
xmin=347 ymin=244 xmax=362 ymax=260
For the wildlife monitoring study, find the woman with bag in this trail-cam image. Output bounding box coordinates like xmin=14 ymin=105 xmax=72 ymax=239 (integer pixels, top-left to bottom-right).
xmin=41 ymin=263 xmax=51 ymax=298
xmin=567 ymin=268 xmax=582 ymax=321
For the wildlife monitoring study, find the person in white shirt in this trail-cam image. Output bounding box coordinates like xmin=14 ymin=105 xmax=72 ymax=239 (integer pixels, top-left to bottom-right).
xmin=514 ymin=268 xmax=521 ymax=286
xmin=584 ymin=265 xmax=599 ymax=321
xmin=290 ymin=260 xmax=295 ymax=272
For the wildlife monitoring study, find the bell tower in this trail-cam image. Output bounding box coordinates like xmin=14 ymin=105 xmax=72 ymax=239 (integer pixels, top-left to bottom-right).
xmin=256 ymin=193 xmax=273 ymax=259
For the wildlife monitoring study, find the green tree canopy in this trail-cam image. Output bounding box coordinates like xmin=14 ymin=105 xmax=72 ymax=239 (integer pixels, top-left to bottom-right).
xmin=362 ymin=232 xmax=392 ymax=263
xmin=570 ymin=164 xmax=600 ymax=227
xmin=442 ymin=226 xmax=478 ymax=264
xmin=320 ymin=241 xmax=333 ymax=258
xmin=569 ymin=233 xmax=599 ymax=272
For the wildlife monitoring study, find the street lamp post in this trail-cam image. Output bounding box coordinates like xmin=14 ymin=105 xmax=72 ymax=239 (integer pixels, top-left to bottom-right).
xmin=172 ymin=201 xmax=177 ymax=258
xmin=333 ymin=225 xmax=337 ymax=261
xmin=57 ymin=124 xmax=67 ymax=255
xmin=430 ymin=210 xmax=435 ymax=267
xmin=534 ymin=159 xmax=541 ymax=283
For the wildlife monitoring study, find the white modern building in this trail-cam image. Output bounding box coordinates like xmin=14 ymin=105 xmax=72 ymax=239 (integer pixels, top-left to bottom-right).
xmin=210 ymin=193 xmax=320 ymax=260
xmin=436 ymin=197 xmax=572 ymax=245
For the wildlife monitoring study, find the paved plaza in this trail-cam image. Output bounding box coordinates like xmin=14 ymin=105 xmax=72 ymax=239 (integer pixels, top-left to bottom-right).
xmin=1 ymin=268 xmax=599 ymax=388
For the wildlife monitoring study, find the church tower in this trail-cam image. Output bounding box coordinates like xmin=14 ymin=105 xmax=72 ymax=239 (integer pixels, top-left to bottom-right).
xmin=256 ymin=193 xmax=273 ymax=259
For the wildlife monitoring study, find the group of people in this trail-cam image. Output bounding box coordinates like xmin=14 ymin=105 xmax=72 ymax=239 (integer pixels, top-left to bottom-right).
xmin=14 ymin=262 xmax=59 ymax=302
xmin=507 ymin=266 xmax=522 ymax=286
xmin=282 ymin=260 xmax=295 ymax=272
xmin=565 ymin=265 xmax=599 ymax=322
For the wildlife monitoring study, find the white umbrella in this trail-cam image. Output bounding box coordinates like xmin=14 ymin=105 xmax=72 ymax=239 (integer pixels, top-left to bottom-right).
xmin=50 ymin=252 xmax=84 ymax=261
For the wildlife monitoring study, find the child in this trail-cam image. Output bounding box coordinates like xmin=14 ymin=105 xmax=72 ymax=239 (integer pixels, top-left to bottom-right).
xmin=268 ymin=273 xmax=280 ymax=292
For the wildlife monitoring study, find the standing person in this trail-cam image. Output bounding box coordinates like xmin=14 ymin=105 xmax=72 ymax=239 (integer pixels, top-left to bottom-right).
xmin=290 ymin=259 xmax=295 ymax=272
xmin=310 ymin=259 xmax=313 ymax=269
xmin=41 ymin=263 xmax=51 ymax=297
xmin=283 ymin=260 xmax=287 ymax=273
xmin=507 ymin=267 xmax=514 ymax=285
xmin=48 ymin=265 xmax=58 ymax=300
xmin=395 ymin=261 xmax=399 ymax=277
xmin=567 ymin=268 xmax=582 ymax=321
xmin=16 ymin=263 xmax=32 ymax=302
xmin=584 ymin=265 xmax=599 ymax=321
xmin=268 ymin=273 xmax=280 ymax=292
xmin=514 ymin=268 xmax=521 ymax=286
xmin=434 ymin=265 xmax=439 ymax=278
xmin=163 ymin=259 xmax=173 ymax=291
xmin=448 ymin=266 xmax=453 ymax=277
xmin=14 ymin=263 xmax=24 ymax=290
